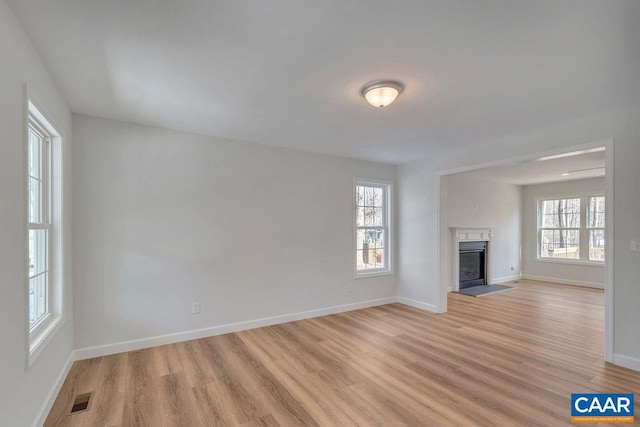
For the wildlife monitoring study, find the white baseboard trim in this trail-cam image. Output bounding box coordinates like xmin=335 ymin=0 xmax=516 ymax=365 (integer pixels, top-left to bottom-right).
xmin=612 ymin=353 xmax=640 ymax=372
xmin=396 ymin=297 xmax=439 ymax=313
xmin=493 ymin=274 xmax=521 ymax=284
xmin=33 ymin=352 xmax=74 ymax=427
xmin=74 ymin=297 xmax=397 ymax=360
xmin=520 ymin=274 xmax=604 ymax=289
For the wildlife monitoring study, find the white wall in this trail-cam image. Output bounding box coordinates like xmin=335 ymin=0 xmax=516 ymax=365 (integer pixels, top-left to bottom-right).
xmin=443 ymin=174 xmax=521 ymax=285
xmin=72 ymin=115 xmax=396 ymax=351
xmin=522 ymin=177 xmax=605 ymax=287
xmin=0 ymin=1 xmax=73 ymax=426
xmin=398 ymin=107 xmax=640 ymax=365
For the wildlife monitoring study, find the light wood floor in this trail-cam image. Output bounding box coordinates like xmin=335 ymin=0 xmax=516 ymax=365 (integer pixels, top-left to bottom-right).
xmin=45 ymin=280 xmax=640 ymax=426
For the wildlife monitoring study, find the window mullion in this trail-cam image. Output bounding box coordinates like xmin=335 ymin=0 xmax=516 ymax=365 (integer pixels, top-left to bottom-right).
xmin=27 ymin=223 xmax=50 ymax=230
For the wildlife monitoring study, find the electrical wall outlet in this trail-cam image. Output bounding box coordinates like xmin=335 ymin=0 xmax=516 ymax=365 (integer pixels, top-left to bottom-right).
xmin=631 ymin=239 xmax=640 ymax=253
xmin=347 ymin=282 xmax=353 ymax=293
xmin=192 ymin=302 xmax=201 ymax=314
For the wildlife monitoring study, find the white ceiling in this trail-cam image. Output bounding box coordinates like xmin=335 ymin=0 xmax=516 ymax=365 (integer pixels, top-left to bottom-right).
xmin=454 ymin=149 xmax=605 ymax=185
xmin=8 ymin=1 xmax=640 ymax=164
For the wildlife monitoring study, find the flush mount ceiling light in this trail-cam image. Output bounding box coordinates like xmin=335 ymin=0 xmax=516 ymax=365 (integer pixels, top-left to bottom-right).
xmin=361 ymin=80 xmax=404 ymax=108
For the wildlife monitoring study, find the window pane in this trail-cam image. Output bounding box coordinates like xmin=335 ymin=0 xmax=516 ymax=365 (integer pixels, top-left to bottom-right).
xmin=29 ymin=278 xmax=35 ymax=325
xmin=29 ymin=177 xmax=42 ymax=223
xmin=372 ymin=207 xmax=383 ymax=226
xmin=355 ymin=186 xmax=364 ymax=206
xmin=541 ymin=198 xmax=580 ymax=228
xmin=28 ymin=128 xmax=43 ymax=223
xmin=587 ymin=196 xmax=605 ymax=228
xmin=28 ymin=129 xmax=41 ymax=180
xmin=589 ymin=229 xmax=605 ymax=261
xmin=540 ymin=230 xmax=553 ymax=258
xmin=356 ymin=229 xmax=364 ymax=251
xmin=373 ymin=187 xmax=384 ymax=207
xmin=28 ymin=228 xmax=48 ymax=328
xmin=36 ymin=273 xmax=47 ymax=320
xmin=356 ymin=207 xmax=364 ymax=227
xmin=356 ymin=228 xmax=385 ymax=270
xmin=29 ymin=273 xmax=47 ymax=326
xmin=373 ymin=231 xmax=385 ymax=268
xmin=541 ymin=200 xmax=557 ymax=227
xmin=565 ymin=230 xmax=580 ymax=259
xmin=29 ymin=229 xmax=48 ymax=277
xmin=364 ymin=187 xmax=375 ymax=206
xmin=541 ymin=212 xmax=557 ymax=228
xmin=363 ymin=207 xmax=373 ymax=226
xmin=540 ymin=229 xmax=580 ymax=259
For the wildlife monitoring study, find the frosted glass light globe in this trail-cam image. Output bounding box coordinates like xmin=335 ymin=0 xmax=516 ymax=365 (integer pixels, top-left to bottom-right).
xmin=361 ymin=80 xmax=404 ymax=108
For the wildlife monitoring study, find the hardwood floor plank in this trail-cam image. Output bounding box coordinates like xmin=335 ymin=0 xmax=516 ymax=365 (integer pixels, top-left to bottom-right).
xmin=260 ymin=357 xmax=359 ymax=426
xmin=240 ymin=413 xmax=282 ymax=427
xmin=153 ymin=344 xmax=183 ymax=377
xmin=300 ymin=371 xmax=386 ymax=426
xmin=175 ymin=340 xmax=216 ymax=387
xmin=121 ymin=349 xmax=159 ymax=427
xmin=84 ymin=352 xmax=129 ymax=427
xmin=349 ymin=379 xmax=455 ymax=426
xmin=156 ymin=372 xmax=198 ymax=426
xmin=191 ymin=382 xmax=236 ymax=426
xmin=217 ymin=334 xmax=319 ymax=426
xmin=199 ymin=336 xmax=266 ymax=423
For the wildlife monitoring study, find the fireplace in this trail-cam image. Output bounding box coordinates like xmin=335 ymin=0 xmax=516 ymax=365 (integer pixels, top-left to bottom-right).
xmin=458 ymin=241 xmax=487 ymax=289
xmin=451 ymin=228 xmax=493 ymax=292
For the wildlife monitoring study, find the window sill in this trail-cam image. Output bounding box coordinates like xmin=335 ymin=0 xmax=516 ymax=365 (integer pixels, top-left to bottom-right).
xmin=355 ymin=270 xmax=393 ymax=279
xmin=535 ymin=258 xmax=605 ymax=267
xmin=28 ymin=314 xmax=63 ymax=368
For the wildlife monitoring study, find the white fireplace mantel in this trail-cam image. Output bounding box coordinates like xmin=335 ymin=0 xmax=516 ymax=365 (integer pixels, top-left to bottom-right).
xmin=453 ymin=227 xmax=493 ymax=242
xmin=451 ymin=228 xmax=494 ymax=292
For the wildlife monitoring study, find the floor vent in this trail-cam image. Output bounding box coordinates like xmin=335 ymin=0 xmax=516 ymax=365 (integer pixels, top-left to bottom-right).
xmin=69 ymin=392 xmax=93 ymax=414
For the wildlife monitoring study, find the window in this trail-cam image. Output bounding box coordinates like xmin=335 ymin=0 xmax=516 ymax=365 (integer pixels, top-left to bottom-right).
xmin=537 ymin=195 xmax=604 ymax=263
xmin=587 ymin=196 xmax=605 ymax=261
xmin=539 ymin=198 xmax=581 ymax=260
xmin=355 ymin=180 xmax=391 ymax=276
xmin=27 ymin=101 xmax=62 ymax=363
xmin=28 ymin=118 xmax=51 ymax=328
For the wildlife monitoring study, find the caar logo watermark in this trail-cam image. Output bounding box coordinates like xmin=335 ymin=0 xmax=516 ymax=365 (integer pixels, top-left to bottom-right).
xmin=571 ymin=393 xmax=634 ymax=423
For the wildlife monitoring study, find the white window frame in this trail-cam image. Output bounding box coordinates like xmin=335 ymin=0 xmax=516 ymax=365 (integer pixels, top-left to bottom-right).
xmin=536 ymin=194 xmax=605 ymax=265
xmin=28 ymin=118 xmax=52 ymax=331
xmin=26 ymin=99 xmax=64 ymax=366
xmin=354 ymin=179 xmax=392 ymax=278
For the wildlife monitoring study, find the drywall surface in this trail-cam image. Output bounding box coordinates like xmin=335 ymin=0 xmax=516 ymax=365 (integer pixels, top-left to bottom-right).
xmin=0 ymin=0 xmax=73 ymax=425
xmin=398 ymin=107 xmax=640 ymax=362
xmin=522 ymin=178 xmax=605 ymax=287
xmin=72 ymin=115 xmax=396 ymax=350
xmin=444 ymin=174 xmax=522 ymax=284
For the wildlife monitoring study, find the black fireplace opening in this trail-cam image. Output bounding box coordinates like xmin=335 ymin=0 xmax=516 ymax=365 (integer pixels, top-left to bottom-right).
xmin=459 ymin=241 xmax=487 ymax=289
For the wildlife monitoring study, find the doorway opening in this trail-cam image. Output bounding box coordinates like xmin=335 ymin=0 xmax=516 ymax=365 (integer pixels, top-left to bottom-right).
xmin=437 ymin=141 xmax=613 ymax=362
